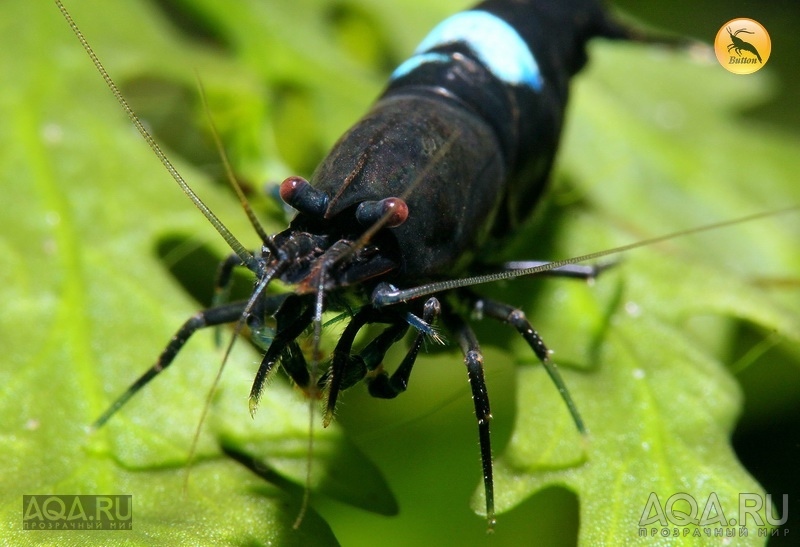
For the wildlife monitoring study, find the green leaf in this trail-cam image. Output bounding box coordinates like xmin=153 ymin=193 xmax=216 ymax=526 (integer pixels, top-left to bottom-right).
xmin=0 ymin=0 xmax=394 ymax=544
xmin=2 ymin=1 xmax=799 ymax=546
xmin=487 ymin=41 xmax=800 ymax=545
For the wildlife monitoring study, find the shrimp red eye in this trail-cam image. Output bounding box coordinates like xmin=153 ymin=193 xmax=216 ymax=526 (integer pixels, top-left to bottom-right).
xmin=356 ymin=197 xmax=409 ymax=228
xmin=278 ymin=175 xmax=305 ymax=203
xmin=279 ymin=176 xmax=329 ymax=216
xmin=380 ymin=198 xmax=409 ymax=227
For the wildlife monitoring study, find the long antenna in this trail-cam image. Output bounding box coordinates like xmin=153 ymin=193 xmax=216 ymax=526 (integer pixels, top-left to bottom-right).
xmin=195 ymin=76 xmax=274 ymax=248
xmin=55 ymin=0 xmax=258 ymax=272
xmin=373 ymin=205 xmax=800 ymax=306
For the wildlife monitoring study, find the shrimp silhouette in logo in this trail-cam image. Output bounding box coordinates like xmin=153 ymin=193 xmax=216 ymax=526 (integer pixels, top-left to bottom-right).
xmin=726 ymin=26 xmax=762 ymax=62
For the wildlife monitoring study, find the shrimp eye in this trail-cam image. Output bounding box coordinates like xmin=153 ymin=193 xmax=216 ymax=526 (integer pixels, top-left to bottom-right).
xmin=356 ymin=197 xmax=409 ymax=228
xmin=279 ymin=176 xmax=329 ymax=217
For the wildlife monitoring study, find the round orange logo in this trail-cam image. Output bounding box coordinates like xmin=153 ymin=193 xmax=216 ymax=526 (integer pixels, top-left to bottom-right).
xmin=714 ymin=18 xmax=771 ymax=74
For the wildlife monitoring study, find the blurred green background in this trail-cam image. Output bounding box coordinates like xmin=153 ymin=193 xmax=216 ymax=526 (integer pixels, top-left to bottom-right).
xmin=1 ymin=0 xmax=798 ymax=545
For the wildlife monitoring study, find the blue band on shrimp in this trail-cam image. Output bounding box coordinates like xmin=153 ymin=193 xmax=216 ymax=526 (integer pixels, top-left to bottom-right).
xmin=392 ymin=10 xmax=543 ymax=91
